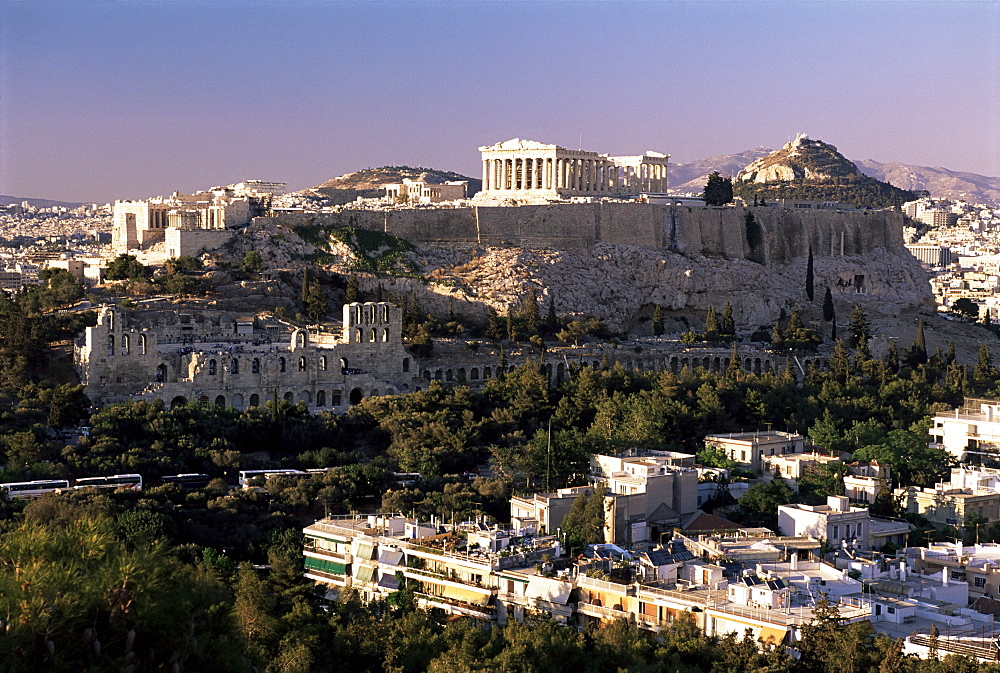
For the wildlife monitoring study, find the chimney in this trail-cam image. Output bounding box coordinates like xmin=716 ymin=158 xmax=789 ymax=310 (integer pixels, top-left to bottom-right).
xmin=956 ymin=541 xmax=964 ymax=558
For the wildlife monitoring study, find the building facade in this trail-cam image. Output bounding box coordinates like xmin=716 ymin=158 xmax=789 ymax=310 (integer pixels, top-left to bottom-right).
xmin=477 ymin=138 xmax=668 ymax=201
xmin=704 ymin=431 xmax=807 ymax=475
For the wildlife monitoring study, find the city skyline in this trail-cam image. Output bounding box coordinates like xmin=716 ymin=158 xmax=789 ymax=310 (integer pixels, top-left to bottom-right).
xmin=1 ymin=0 xmax=998 ymax=204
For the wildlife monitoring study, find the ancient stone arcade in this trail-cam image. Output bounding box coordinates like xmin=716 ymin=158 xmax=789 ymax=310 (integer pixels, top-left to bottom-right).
xmin=75 ymin=302 xmax=415 ymax=411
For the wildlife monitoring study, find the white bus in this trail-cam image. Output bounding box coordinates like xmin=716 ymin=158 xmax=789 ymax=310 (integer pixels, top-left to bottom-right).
xmin=238 ymin=469 xmax=307 ymax=488
xmin=1 ymin=479 xmax=71 ymax=499
xmin=74 ymin=474 xmax=143 ymax=491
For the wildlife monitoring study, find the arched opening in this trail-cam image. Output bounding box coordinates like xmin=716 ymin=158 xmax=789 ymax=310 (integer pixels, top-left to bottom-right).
xmin=754 ymin=358 xmax=762 ymax=374
xmin=208 ymin=359 xmax=217 ymax=375
xmin=402 ymin=357 xmax=410 ymax=373
xmin=340 ymin=357 xmax=349 ymax=371
xmin=170 ymin=396 xmax=187 ymax=409
xmin=279 ymin=357 xmax=286 ymax=373
xmin=370 ymin=329 xmax=377 ymax=343
xmin=214 ymin=395 xmax=225 ymax=407
xmin=316 ymin=390 xmax=326 ymax=406
xmin=319 ymin=356 xmax=327 ymax=371
xmin=249 ymin=393 xmax=260 ymax=407
xmin=471 ymin=367 xmax=479 ymax=380
xmin=356 ymin=329 xmax=364 ymax=343
xmin=298 ymin=356 xmax=306 ymax=372
xmin=349 ymin=388 xmax=363 ymax=405
xmin=556 ymin=362 xmax=565 ymax=381
xmin=232 ymin=394 xmax=244 ymax=409
xmin=231 ymin=358 xmax=239 ymax=374
xmin=107 ymin=334 xmax=115 ymax=356
xmin=423 ymin=370 xmax=431 ymax=381
xmin=156 ymin=363 xmax=167 ymax=382
xmin=434 ymin=370 xmax=443 ymax=380
xmin=332 ymin=390 xmax=342 ymax=406
xmin=484 ymin=366 xmax=492 ymax=379
xmin=139 ymin=334 xmax=147 ymax=355
xmin=298 ymin=390 xmax=311 ymax=404
xmin=370 ymin=389 xmax=379 ymax=397
xmin=382 ymin=329 xmax=389 ymax=342
xmin=252 ymin=358 xmax=260 ymax=373
xmin=122 ymin=334 xmax=130 ymax=355
xmin=381 ymin=305 xmax=389 ymax=322
xmin=283 ymin=392 xmax=294 ymax=403
xmin=385 ymin=388 xmax=395 ymax=395
xmin=545 ymin=363 xmax=553 ymax=378
xmin=296 ymin=331 xmax=306 ymax=348
xmin=446 ymin=369 xmax=453 ymax=382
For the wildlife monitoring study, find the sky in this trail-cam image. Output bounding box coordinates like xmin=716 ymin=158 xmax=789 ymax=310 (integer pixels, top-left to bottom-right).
xmin=1 ymin=0 xmax=998 ymax=204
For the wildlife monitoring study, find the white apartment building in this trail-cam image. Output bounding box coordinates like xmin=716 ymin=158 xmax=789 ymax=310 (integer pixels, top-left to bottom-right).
xmin=929 ymin=398 xmax=1000 ymax=461
xmin=778 ymin=496 xmax=871 ymax=550
xmin=704 ymin=431 xmax=807 ymax=475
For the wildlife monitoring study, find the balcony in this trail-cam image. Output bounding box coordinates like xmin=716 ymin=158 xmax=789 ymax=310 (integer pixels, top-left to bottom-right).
xmin=577 ymin=601 xmax=631 ymax=621
xmin=401 ymin=566 xmax=492 ymax=594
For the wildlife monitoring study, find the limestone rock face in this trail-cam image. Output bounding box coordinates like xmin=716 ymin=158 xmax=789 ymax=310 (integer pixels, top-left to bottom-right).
xmin=736 ymin=134 xmax=863 ymax=185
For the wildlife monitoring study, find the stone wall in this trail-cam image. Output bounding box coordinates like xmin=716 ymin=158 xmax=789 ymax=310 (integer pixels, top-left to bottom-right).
xmin=260 ymin=203 xmax=905 ymax=265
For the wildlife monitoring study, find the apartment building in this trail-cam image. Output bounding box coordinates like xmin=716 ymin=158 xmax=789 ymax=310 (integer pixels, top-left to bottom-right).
xmin=704 ymin=431 xmax=807 ymax=475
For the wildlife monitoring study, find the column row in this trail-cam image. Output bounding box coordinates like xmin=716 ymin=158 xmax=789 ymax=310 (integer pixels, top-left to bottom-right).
xmin=483 ymin=156 xmax=627 ymax=193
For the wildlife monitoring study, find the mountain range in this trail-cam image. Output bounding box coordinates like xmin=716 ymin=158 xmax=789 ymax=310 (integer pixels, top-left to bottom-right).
xmin=672 ymin=147 xmax=1000 ymax=206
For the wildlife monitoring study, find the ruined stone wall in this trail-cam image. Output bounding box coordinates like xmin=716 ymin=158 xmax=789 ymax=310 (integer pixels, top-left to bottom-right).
xmin=262 ymin=203 xmax=904 ymax=264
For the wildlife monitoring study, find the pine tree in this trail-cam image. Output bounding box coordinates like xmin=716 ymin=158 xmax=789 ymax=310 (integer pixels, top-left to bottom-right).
xmin=345 ymin=274 xmax=360 ymax=303
xmin=304 ymin=280 xmax=328 ymax=322
xmin=726 ymin=342 xmax=741 ymax=379
xmin=301 ymin=267 xmax=310 ymax=303
xmin=520 ymin=288 xmax=541 ymax=337
xmin=908 ymin=319 xmax=927 ymax=366
xmin=946 ymin=341 xmax=957 ymax=365
xmin=974 ymin=344 xmax=994 ymax=382
xmin=545 ymin=295 xmax=558 ymax=335
xmin=806 ymin=245 xmax=815 ymax=301
xmin=703 ymin=172 xmax=734 ymax=206
xmin=652 ymin=304 xmax=665 ymax=337
xmin=848 ymin=303 xmax=871 ymax=347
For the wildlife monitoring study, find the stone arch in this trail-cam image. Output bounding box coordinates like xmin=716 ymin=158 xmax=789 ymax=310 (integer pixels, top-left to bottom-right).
xmin=382 ymin=328 xmax=389 ymax=342
xmin=349 ymin=388 xmax=363 ymax=405
xmin=446 ymin=369 xmax=453 ymax=382
xmin=754 ymin=358 xmax=762 ymax=374
xmin=231 ymin=358 xmax=239 ymax=374
xmin=670 ymin=357 xmax=679 ymax=374
xmin=713 ymin=357 xmax=721 ymax=372
xmin=283 ymin=391 xmax=294 ymax=403
xmin=546 ymin=363 xmax=553 ymax=378
xmin=108 ymin=334 xmax=115 ymax=356
xmin=232 ymin=393 xmax=245 ymax=409
xmin=249 ymin=393 xmax=260 ymax=407
xmin=319 ymin=355 xmax=327 ymax=371
xmin=298 ymin=356 xmax=306 ymax=371
xmin=385 ymin=388 xmax=395 ymax=395
xmin=279 ymin=357 xmax=286 ymax=372
xmin=702 ymin=357 xmax=710 ymax=369
xmin=208 ymin=359 xmax=217 ymax=375
xmin=402 ymin=357 xmax=410 ymax=373
xmin=484 ymin=366 xmax=492 ymax=379
xmin=340 ymin=357 xmax=349 ymax=370
xmin=295 ymin=330 xmax=307 ymax=349
xmin=471 ymin=367 xmax=479 ymax=380
xmin=252 ymin=358 xmax=260 ymax=373
xmin=332 ymin=390 xmax=343 ymax=406
xmin=316 ymin=390 xmax=326 ymax=406
xmin=370 ymin=328 xmax=377 ymax=343
xmin=457 ymin=368 xmax=466 ymax=383
xmin=356 ymin=328 xmax=364 ymax=343
xmin=122 ymin=333 xmax=130 ymax=355
xmin=298 ymin=390 xmax=311 ymax=404
xmin=557 ymin=362 xmax=565 ymax=381
xmin=156 ymin=363 xmax=167 ymax=382
xmin=765 ymin=360 xmax=774 ymax=373
xmin=139 ymin=334 xmax=147 ymax=355
xmin=434 ymin=370 xmax=443 ymax=380
xmin=170 ymin=396 xmax=187 ymax=409
xmin=744 ymin=358 xmax=753 ymax=370
xmin=214 ymin=395 xmax=226 ymax=407
xmin=423 ymin=370 xmax=431 ymax=381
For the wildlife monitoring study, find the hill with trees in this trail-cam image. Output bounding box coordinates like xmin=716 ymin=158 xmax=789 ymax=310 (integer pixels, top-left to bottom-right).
xmin=733 ymin=135 xmax=916 ymax=209
xmin=309 ymin=166 xmax=481 ymax=204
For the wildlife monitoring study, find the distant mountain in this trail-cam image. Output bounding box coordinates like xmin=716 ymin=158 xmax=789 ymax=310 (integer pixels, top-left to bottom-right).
xmin=0 ymin=195 xmax=86 ymax=209
xmin=853 ymin=159 xmax=1000 ymax=207
xmin=310 ymin=166 xmax=481 ymax=204
xmin=670 ymin=148 xmax=773 ymax=194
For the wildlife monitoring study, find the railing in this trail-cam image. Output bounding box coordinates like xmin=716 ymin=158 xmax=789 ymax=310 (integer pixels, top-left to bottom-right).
xmin=909 ymin=634 xmax=1000 ymax=661
xmin=498 ymin=593 xmax=573 ymax=616
xmin=577 ymin=574 xmax=635 ymax=596
xmin=637 ymin=583 xmax=725 ymax=607
xmin=415 ymin=592 xmax=494 ymax=617
xmin=304 ymin=568 xmax=350 ymax=584
xmin=402 ymin=566 xmax=492 ymax=592
xmin=303 ymin=544 xmax=353 ymax=565
xmin=577 ymin=602 xmax=631 ymax=621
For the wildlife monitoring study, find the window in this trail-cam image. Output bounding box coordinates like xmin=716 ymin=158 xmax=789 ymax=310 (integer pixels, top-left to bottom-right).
xmin=832 ymin=526 xmax=839 ymax=540
xmin=975 ymin=577 xmax=987 ymax=589
xmin=208 ymin=359 xmax=217 ymax=375
xmin=887 ymin=606 xmax=896 ymax=614
xmin=319 ymin=356 xmax=327 ymax=371
xmin=402 ymin=358 xmax=410 ymax=373
xmin=252 ymin=358 xmax=260 ymax=373
xmin=299 ymin=356 xmax=306 ymax=371
xmin=279 ymin=357 xmax=286 ymax=373
xmin=231 ymin=358 xmax=239 ymax=374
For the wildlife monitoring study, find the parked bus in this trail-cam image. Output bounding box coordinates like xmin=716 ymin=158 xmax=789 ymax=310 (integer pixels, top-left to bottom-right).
xmin=74 ymin=474 xmax=143 ymax=491
xmin=0 ymin=479 xmax=71 ymax=499
xmin=238 ymin=469 xmax=307 ymax=488
xmin=161 ymin=473 xmax=213 ymax=490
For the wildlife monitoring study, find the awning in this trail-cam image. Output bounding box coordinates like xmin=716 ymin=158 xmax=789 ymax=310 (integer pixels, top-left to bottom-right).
xmin=440 ymin=585 xmax=490 ymax=606
xmin=378 ymin=549 xmax=404 ymax=567
xmin=353 ymin=564 xmax=375 ymax=583
xmin=525 ymin=577 xmax=572 ymax=604
xmin=378 ymin=571 xmax=400 ymax=590
xmin=352 ymin=540 xmax=375 ymax=560
xmin=757 ymin=626 xmax=787 ymax=645
xmin=304 ymin=557 xmax=347 ymax=575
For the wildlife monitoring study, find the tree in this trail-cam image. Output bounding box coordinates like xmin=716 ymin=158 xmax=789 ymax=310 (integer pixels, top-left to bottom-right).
xmin=736 ymin=479 xmax=792 ymax=528
xmin=847 ymin=303 xmax=871 ymax=347
xmin=103 ymin=254 xmax=150 ymax=281
xmin=545 ymin=295 xmax=558 ymax=335
xmin=561 ymin=484 xmax=606 ymax=553
xmin=704 ymin=305 xmax=719 ymax=339
xmin=806 ymin=245 xmax=815 ymax=301
xmin=906 ymin=319 xmax=928 ymax=367
xmin=953 ymin=297 xmax=980 ymax=319
xmin=241 ymin=250 xmax=263 ymax=274
xmin=304 ymin=280 xmax=328 ymax=322
xmin=822 ymin=286 xmax=835 ymax=322
xmin=345 ymin=274 xmax=360 ymax=303
xmin=652 ymin=304 xmax=664 ymax=336
xmin=721 ymin=302 xmax=735 ymax=336
xmin=702 ymin=171 xmax=734 ymax=206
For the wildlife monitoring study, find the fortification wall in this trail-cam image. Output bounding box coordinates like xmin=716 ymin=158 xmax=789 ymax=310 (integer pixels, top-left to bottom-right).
xmin=262 ymin=203 xmax=904 ymax=264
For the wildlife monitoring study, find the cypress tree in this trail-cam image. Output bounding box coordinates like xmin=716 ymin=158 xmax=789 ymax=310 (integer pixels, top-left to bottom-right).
xmin=704 ymin=306 xmax=719 ymax=336
xmin=345 ymin=274 xmax=359 ymax=303
xmin=546 ymin=295 xmax=558 ymax=335
xmin=652 ymin=304 xmax=665 ymax=336
xmin=822 ymin=286 xmax=835 ymax=322
xmin=721 ymin=302 xmax=735 ymax=336
xmin=806 ymin=246 xmax=814 ymax=301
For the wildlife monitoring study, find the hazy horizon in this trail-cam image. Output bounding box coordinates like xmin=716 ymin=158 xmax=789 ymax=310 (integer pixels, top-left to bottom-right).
xmin=1 ymin=1 xmax=998 ymax=204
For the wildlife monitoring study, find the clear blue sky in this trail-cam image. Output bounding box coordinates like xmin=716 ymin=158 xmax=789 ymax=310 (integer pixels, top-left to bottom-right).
xmin=1 ymin=0 xmax=998 ymax=203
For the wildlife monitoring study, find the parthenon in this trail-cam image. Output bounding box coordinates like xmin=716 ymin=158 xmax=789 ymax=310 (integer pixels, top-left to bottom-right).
xmin=477 ymin=138 xmax=669 ymax=201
